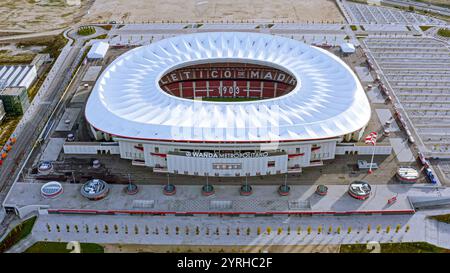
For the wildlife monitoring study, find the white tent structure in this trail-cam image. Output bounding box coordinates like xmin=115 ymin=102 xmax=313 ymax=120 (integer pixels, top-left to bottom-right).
xmin=340 ymin=42 xmax=356 ymax=54
xmin=87 ymin=41 xmax=109 ymax=60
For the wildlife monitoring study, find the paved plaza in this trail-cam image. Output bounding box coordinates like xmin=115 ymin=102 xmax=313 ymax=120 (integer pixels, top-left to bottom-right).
xmin=8 ymin=182 xmax=450 ymax=217
xmin=6 ymin=208 xmax=448 ymax=252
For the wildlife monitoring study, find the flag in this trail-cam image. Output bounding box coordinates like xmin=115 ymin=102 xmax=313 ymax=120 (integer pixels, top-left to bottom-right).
xmin=365 ymin=132 xmax=377 ymax=145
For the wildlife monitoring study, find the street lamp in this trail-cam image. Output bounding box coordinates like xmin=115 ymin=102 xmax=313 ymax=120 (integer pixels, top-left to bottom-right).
xmin=124 ymin=173 xmax=138 ymax=195
xmin=278 ymin=173 xmax=290 ymax=196
xmin=201 ymin=173 xmax=214 ymax=196
xmin=240 ymin=174 xmax=253 ymax=196
xmin=163 ymin=173 xmax=176 ymax=195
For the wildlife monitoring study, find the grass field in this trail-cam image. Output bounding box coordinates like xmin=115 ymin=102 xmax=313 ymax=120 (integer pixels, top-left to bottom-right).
xmin=0 ymin=216 xmax=36 ymax=253
xmin=340 ymin=242 xmax=450 ymax=253
xmin=25 ymin=242 xmax=104 ymax=253
xmin=437 ymin=28 xmax=450 ymax=38
xmin=0 ymin=50 xmax=35 ymax=65
xmin=0 ymin=117 xmax=21 ymax=147
xmin=16 ymin=33 xmax=68 ymax=58
xmin=430 ymin=214 xmax=450 ymax=224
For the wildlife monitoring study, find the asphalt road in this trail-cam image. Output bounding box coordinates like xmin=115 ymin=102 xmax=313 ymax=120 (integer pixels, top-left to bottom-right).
xmin=0 ymin=32 xmax=82 ymax=203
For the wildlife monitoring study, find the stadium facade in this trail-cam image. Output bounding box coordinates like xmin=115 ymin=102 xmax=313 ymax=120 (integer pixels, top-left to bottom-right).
xmin=85 ymin=32 xmax=371 ymax=177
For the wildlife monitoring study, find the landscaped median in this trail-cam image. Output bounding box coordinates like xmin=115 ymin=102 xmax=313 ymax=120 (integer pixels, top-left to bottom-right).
xmin=0 ymin=216 xmax=37 ymax=253
xmin=25 ymin=242 xmax=104 ymax=253
xmin=340 ymin=242 xmax=450 ymax=253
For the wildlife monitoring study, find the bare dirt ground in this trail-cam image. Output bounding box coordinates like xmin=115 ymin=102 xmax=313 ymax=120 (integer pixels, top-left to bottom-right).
xmin=0 ymin=0 xmax=93 ymax=33
xmin=81 ymin=0 xmax=344 ymax=24
xmin=102 ymin=243 xmax=340 ymax=253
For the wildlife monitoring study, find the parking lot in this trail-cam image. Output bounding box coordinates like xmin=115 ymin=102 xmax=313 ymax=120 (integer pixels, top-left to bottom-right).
xmin=364 ymin=36 xmax=450 ymax=158
xmin=343 ymin=1 xmax=446 ymax=25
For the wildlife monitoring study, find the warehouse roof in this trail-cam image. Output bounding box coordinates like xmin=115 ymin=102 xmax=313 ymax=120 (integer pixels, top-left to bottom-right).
xmin=85 ymin=32 xmax=371 ymax=143
xmin=0 ymin=65 xmax=36 ymax=89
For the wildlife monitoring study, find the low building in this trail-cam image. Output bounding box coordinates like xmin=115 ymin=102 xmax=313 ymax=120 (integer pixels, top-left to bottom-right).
xmin=87 ymin=41 xmax=109 ymax=60
xmin=0 ymin=65 xmax=37 ymax=90
xmin=0 ymin=99 xmax=5 ymax=122
xmin=340 ymin=42 xmax=356 ymax=54
xmin=30 ymin=53 xmax=51 ymax=71
xmin=0 ymin=87 xmax=30 ymax=116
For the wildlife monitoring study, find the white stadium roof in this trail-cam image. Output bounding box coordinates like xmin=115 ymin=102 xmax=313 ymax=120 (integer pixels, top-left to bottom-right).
xmin=86 ymin=32 xmax=370 ymax=143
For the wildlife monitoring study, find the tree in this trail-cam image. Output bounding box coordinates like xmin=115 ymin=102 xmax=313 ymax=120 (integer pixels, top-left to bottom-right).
xmin=165 ymin=226 xmax=169 ymax=235
xmin=257 ymin=227 xmax=261 ymax=235
xmin=328 ymin=226 xmax=333 ymax=234
xmin=307 ymin=226 xmax=312 ymax=235
xmin=367 ymin=224 xmax=371 ymax=233
xmin=124 ymin=225 xmax=128 ymax=234
xmin=376 ymin=225 xmax=381 ymax=233
xmin=66 ymin=224 xmax=70 ymax=232
xmin=287 ymin=226 xmax=291 ymax=235
xmin=347 ymin=227 xmax=352 ymax=234
xmin=114 ymin=224 xmax=118 ymax=234
xmin=246 ymin=227 xmax=251 ymax=236
xmin=395 ymin=224 xmax=401 ymax=233
xmin=236 ymin=228 xmax=240 ymax=236
xmin=104 ymin=225 xmax=109 ymax=234
xmin=336 ymin=226 xmax=341 ymax=234
xmin=175 ymin=226 xmax=179 ymax=235
xmin=206 ymin=227 xmax=210 ymax=235
xmin=296 ymin=226 xmax=301 ymax=235
xmin=186 ymin=226 xmax=190 ymax=235
xmin=317 ymin=225 xmax=322 ymax=234
xmin=215 ymin=227 xmax=220 ymax=235
xmin=85 ymin=224 xmax=89 ymax=233
xmin=226 ymin=227 xmax=230 ymax=236
xmin=196 ymin=226 xmax=200 ymax=235
xmin=386 ymin=225 xmax=391 ymax=234
xmin=94 ymin=225 xmax=99 ymax=234
xmin=145 ymin=225 xmax=149 ymax=235
xmin=266 ymin=227 xmax=272 ymax=235
xmin=405 ymin=225 xmax=410 ymax=232
xmin=277 ymin=227 xmax=282 ymax=235
xmin=46 ymin=223 xmax=51 ymax=232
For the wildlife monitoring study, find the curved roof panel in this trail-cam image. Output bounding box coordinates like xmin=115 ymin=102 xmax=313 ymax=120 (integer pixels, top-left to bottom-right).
xmin=85 ymin=32 xmax=370 ymax=143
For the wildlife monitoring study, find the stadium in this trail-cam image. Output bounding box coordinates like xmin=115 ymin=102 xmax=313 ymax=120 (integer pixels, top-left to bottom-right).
xmin=85 ymin=32 xmax=371 ymax=177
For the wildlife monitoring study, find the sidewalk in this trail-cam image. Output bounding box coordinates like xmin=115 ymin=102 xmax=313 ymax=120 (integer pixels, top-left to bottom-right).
xmin=29 ymin=211 xmax=450 ymax=250
xmin=5 ymin=183 xmax=437 ymax=217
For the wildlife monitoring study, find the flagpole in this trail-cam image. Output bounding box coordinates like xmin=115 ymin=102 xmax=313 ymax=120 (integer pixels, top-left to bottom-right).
xmin=368 ymin=140 xmax=376 ymax=174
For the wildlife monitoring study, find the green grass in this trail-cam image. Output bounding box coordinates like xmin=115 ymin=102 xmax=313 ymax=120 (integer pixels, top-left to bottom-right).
xmin=0 ymin=51 xmax=36 ymax=65
xmin=0 ymin=117 xmax=21 ymax=146
xmin=100 ymin=25 xmax=113 ymax=31
xmin=16 ymin=33 xmax=68 ymax=58
xmin=0 ymin=216 xmax=37 ymax=253
xmin=430 ymin=214 xmax=450 ymax=224
xmin=200 ymin=97 xmax=261 ymax=102
xmin=350 ymin=25 xmax=358 ymax=31
xmin=340 ymin=242 xmax=450 ymax=253
xmin=420 ymin=25 xmax=433 ymax=31
xmin=77 ymin=26 xmax=96 ymax=36
xmin=25 ymin=242 xmax=104 ymax=253
xmin=437 ymin=28 xmax=450 ymax=38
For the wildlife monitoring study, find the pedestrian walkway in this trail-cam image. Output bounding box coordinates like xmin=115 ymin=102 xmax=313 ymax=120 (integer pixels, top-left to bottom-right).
xmin=6 ymin=183 xmax=434 ymax=218
xmin=28 ymin=211 xmax=450 ymax=250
